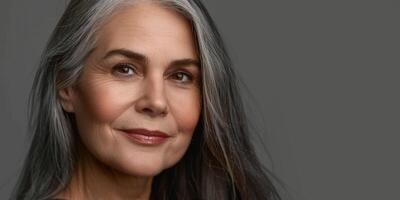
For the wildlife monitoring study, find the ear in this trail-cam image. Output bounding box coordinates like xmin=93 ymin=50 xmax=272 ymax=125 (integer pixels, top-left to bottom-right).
xmin=58 ymin=86 xmax=77 ymax=113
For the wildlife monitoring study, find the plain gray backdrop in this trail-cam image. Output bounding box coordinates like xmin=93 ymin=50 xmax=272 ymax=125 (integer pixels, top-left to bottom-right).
xmin=1 ymin=0 xmax=399 ymax=199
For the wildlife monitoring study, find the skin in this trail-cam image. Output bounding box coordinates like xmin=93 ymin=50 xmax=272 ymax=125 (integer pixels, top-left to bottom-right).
xmin=56 ymin=1 xmax=201 ymax=199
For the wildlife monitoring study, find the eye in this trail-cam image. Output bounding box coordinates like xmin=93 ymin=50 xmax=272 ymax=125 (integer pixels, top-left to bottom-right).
xmin=171 ymin=71 xmax=193 ymax=83
xmin=112 ymin=63 xmax=136 ymax=77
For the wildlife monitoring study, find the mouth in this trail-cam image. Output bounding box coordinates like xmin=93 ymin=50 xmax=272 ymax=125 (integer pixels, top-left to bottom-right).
xmin=118 ymin=128 xmax=171 ymax=145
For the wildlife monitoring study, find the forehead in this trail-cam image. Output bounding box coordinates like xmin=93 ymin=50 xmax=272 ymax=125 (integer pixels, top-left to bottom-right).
xmin=93 ymin=1 xmax=198 ymax=59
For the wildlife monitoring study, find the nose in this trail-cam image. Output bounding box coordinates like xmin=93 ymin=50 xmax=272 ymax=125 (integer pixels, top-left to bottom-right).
xmin=135 ymin=76 xmax=168 ymax=118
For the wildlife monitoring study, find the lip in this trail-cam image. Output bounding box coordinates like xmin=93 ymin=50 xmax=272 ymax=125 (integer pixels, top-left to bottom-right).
xmin=119 ymin=128 xmax=171 ymax=145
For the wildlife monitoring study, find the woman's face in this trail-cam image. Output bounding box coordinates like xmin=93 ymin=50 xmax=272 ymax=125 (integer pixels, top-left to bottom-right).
xmin=59 ymin=2 xmax=201 ymax=177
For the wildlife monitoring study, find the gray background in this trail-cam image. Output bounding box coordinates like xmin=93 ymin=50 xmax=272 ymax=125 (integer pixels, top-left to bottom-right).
xmin=1 ymin=0 xmax=399 ymax=199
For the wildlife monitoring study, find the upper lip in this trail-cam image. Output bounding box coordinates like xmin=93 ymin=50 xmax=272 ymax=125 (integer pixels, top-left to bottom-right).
xmin=119 ymin=128 xmax=171 ymax=138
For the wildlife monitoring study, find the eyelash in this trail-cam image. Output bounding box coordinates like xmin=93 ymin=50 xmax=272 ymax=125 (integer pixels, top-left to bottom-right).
xmin=113 ymin=63 xmax=137 ymax=76
xmin=112 ymin=63 xmax=194 ymax=84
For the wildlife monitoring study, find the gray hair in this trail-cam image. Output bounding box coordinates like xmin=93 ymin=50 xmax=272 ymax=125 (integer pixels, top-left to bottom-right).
xmin=11 ymin=0 xmax=282 ymax=199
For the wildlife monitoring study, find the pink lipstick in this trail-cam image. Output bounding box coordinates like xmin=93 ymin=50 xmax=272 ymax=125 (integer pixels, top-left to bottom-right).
xmin=119 ymin=128 xmax=171 ymax=145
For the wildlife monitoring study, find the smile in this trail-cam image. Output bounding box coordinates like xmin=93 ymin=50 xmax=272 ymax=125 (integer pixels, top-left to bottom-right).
xmin=118 ymin=128 xmax=171 ymax=145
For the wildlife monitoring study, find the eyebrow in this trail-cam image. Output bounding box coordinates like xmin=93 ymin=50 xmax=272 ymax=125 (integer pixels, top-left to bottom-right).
xmin=102 ymin=48 xmax=200 ymax=68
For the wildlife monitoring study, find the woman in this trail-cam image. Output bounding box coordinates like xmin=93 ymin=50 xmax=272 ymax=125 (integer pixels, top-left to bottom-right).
xmin=11 ymin=0 xmax=282 ymax=199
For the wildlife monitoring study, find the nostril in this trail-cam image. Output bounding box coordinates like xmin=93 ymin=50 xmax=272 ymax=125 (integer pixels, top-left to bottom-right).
xmin=141 ymin=106 xmax=168 ymax=117
xmin=135 ymin=92 xmax=168 ymax=117
xmin=142 ymin=108 xmax=153 ymax=113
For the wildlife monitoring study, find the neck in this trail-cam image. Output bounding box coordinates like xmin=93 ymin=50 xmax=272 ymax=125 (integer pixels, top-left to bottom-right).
xmin=54 ymin=143 xmax=153 ymax=200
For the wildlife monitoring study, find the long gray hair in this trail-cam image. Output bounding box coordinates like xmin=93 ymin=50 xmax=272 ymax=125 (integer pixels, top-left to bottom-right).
xmin=11 ymin=0 xmax=282 ymax=199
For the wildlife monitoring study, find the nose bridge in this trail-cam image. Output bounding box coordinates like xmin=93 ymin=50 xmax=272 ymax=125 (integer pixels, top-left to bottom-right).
xmin=135 ymin=72 xmax=168 ymax=117
xmin=145 ymin=73 xmax=166 ymax=101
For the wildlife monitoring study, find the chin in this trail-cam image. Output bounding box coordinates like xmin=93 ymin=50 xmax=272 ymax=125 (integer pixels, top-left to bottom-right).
xmin=111 ymin=157 xmax=172 ymax=177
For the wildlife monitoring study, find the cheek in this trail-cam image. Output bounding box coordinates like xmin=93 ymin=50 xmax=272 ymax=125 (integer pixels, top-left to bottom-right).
xmin=73 ymin=78 xmax=137 ymax=153
xmin=72 ymin=80 xmax=127 ymax=157
xmin=163 ymin=88 xmax=201 ymax=167
xmin=168 ymin=88 xmax=201 ymax=133
xmin=76 ymin=80 xmax=132 ymax=123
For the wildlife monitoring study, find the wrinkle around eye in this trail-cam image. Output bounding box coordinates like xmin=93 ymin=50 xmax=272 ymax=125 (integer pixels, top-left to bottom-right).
xmin=85 ymin=59 xmax=114 ymax=75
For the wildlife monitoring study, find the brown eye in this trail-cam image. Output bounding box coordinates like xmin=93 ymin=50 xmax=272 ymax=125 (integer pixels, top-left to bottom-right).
xmin=172 ymin=71 xmax=192 ymax=83
xmin=113 ymin=63 xmax=136 ymax=76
